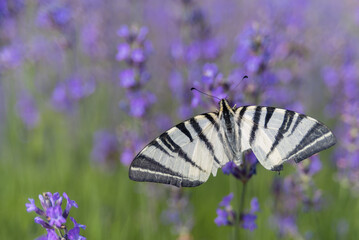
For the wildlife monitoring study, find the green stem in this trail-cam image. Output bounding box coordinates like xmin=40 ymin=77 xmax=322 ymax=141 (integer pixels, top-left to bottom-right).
xmin=234 ymin=181 xmax=247 ymax=239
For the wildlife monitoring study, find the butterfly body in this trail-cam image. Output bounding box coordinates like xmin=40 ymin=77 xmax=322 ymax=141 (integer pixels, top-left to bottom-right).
xmin=129 ymin=99 xmax=336 ymax=187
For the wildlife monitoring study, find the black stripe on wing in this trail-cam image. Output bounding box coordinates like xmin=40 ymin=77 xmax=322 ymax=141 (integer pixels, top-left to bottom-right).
xmin=190 ymin=117 xmax=221 ymax=165
xmin=264 ymin=107 xmax=275 ymax=128
xmin=266 ymin=110 xmax=295 ymax=159
xmin=286 ymin=122 xmax=336 ymax=163
xmin=236 ymin=106 xmax=248 ymax=153
xmin=249 ymin=106 xmax=262 ymax=145
xmin=288 ymin=113 xmax=306 ymax=136
xmin=129 ymin=155 xmax=203 ymax=187
xmin=159 ymin=132 xmax=205 ymax=172
xmin=176 ymin=122 xmax=193 ymax=142
xmin=203 ymin=113 xmax=233 ymax=164
xmin=148 ymin=140 xmax=172 ymax=157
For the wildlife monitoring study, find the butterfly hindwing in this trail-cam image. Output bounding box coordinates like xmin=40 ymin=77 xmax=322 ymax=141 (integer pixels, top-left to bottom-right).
xmin=129 ymin=113 xmax=231 ymax=187
xmin=236 ymin=106 xmax=336 ymax=170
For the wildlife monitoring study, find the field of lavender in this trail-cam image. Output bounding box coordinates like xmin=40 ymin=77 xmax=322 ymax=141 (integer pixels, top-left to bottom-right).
xmin=1 ymin=0 xmax=359 ymax=239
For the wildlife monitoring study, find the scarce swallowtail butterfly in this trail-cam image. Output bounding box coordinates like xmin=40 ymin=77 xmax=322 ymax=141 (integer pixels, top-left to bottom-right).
xmin=129 ymin=99 xmax=336 ymax=187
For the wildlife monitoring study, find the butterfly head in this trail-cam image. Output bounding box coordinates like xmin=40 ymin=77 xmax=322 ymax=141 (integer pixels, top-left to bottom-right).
xmin=219 ymin=99 xmax=235 ymax=117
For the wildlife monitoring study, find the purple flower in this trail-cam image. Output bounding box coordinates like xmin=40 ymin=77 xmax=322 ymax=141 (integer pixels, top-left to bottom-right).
xmin=68 ymin=226 xmax=86 ymax=240
xmin=120 ymin=147 xmax=134 ymax=166
xmin=116 ymin=43 xmax=131 ymax=61
xmin=127 ymin=91 xmax=156 ymax=118
xmin=35 ymin=235 xmax=48 ymax=240
xmin=222 ymin=161 xmax=236 ymax=175
xmin=47 ymin=205 xmax=66 ymax=227
xmin=36 ymin=4 xmax=71 ymax=30
xmin=34 ymin=217 xmax=52 ymax=229
xmin=26 ymin=198 xmax=37 ymax=212
xmin=50 ymin=192 xmax=62 ymax=206
xmin=241 ymin=197 xmax=260 ymax=231
xmin=39 ymin=194 xmax=51 ymax=211
xmin=308 ymin=155 xmax=322 ymax=175
xmin=241 ymin=213 xmax=257 ymax=231
xmin=26 ymin=198 xmax=45 ymax=216
xmin=91 ymin=130 xmax=119 ymax=165
xmin=119 ymin=69 xmax=136 ymax=88
xmin=136 ymin=26 xmax=149 ymax=43
xmin=250 ymin=197 xmax=260 ymax=213
xmin=62 ymin=193 xmax=78 ymax=219
xmin=51 ymin=82 xmax=70 ymax=111
xmin=68 ymin=218 xmax=86 ymax=240
xmin=70 ymin=217 xmax=86 ymax=230
xmin=27 ymin=192 xmax=84 ymax=239
xmin=131 ymin=48 xmax=145 ymax=63
xmin=0 ymin=44 xmax=23 ymax=69
xmin=215 ymin=193 xmax=235 ymax=226
xmin=219 ymin=193 xmax=233 ymax=207
xmin=117 ymin=25 xmax=130 ymax=38
xmin=214 ymin=209 xmax=230 ymax=226
xmin=202 ymin=63 xmax=218 ymax=84
xmin=46 ymin=229 xmax=59 ymax=240
xmin=276 ymin=216 xmax=298 ymax=236
xmin=16 ymin=93 xmax=40 ymax=129
xmin=222 ymin=152 xmax=258 ymax=182
xmin=51 ymin=6 xmax=71 ymax=27
xmin=67 ymin=78 xmax=87 ymax=100
xmin=51 ymin=78 xmax=95 ymax=112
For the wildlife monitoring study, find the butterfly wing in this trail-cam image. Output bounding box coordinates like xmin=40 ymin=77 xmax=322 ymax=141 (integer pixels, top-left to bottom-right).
xmin=236 ymin=106 xmax=336 ymax=170
xmin=129 ymin=113 xmax=233 ymax=187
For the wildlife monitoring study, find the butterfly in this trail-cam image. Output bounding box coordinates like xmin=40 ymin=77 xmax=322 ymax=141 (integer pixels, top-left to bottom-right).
xmin=129 ymin=99 xmax=336 ymax=187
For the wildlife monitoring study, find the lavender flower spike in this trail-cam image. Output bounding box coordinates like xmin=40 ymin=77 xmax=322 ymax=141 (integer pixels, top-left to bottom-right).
xmin=27 ymin=192 xmax=85 ymax=239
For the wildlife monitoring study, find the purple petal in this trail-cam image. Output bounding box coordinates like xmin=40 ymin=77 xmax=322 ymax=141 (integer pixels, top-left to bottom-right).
xmin=250 ymin=197 xmax=260 ymax=213
xmin=116 ymin=43 xmax=131 ymax=61
xmin=34 ymin=217 xmax=52 ymax=229
xmin=35 ymin=235 xmax=48 ymax=240
xmin=219 ymin=193 xmax=233 ymax=207
xmin=137 ymin=26 xmax=149 ymax=42
xmin=242 ymin=213 xmax=257 ymax=231
xmin=47 ymin=206 xmax=66 ymax=227
xmin=26 ymin=198 xmax=37 ymax=212
xmin=119 ymin=69 xmax=136 ymax=88
xmin=131 ymin=48 xmax=145 ymax=63
xmin=46 ymin=229 xmax=59 ymax=240
xmin=222 ymin=161 xmax=236 ymax=175
xmin=63 ymin=192 xmax=78 ymax=219
xmin=120 ymin=148 xmax=133 ymax=166
xmin=214 ymin=209 xmax=229 ymax=226
xmin=26 ymin=198 xmax=45 ymax=216
xmin=70 ymin=217 xmax=86 ymax=230
xmin=117 ymin=25 xmax=129 ymax=38
xmin=308 ymin=155 xmax=322 ymax=175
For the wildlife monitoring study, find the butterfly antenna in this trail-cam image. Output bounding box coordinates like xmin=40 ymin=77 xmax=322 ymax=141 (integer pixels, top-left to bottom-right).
xmin=191 ymin=88 xmax=221 ymax=101
xmin=232 ymin=75 xmax=248 ymax=91
xmin=224 ymin=75 xmax=248 ymax=99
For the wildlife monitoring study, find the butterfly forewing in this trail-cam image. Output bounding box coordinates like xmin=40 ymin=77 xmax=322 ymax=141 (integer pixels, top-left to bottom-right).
xmin=129 ymin=113 xmax=231 ymax=187
xmin=236 ymin=106 xmax=336 ymax=170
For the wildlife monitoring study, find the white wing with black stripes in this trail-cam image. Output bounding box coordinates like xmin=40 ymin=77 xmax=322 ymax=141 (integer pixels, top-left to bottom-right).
xmin=129 ymin=98 xmax=336 ymax=187
xmin=129 ymin=113 xmax=233 ymax=187
xmin=235 ymin=106 xmax=336 ymax=171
